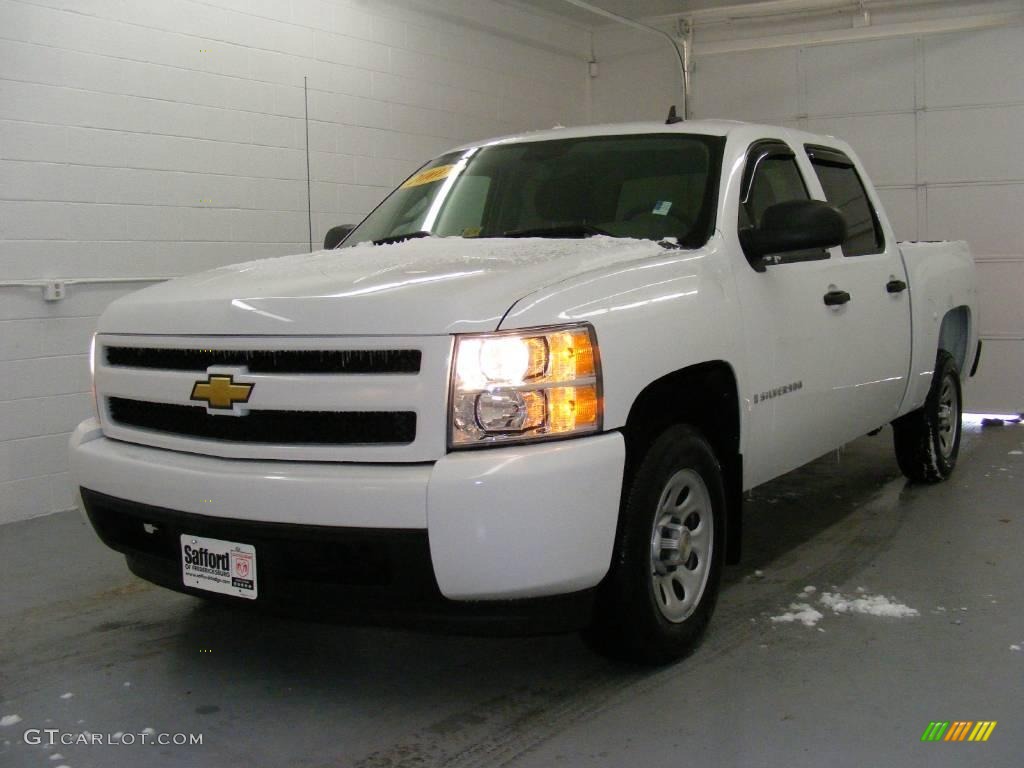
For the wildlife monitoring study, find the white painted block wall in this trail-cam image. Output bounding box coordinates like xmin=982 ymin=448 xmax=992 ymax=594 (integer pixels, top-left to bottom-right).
xmin=0 ymin=0 xmax=589 ymax=523
xmin=592 ymin=17 xmax=1024 ymax=416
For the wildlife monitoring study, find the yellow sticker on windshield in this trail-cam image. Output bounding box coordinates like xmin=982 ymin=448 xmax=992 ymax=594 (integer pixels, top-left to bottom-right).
xmin=401 ymin=164 xmax=455 ymax=189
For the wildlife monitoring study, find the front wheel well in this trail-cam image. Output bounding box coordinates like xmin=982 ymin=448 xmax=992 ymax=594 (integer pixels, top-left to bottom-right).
xmin=619 ymin=361 xmax=743 ymax=563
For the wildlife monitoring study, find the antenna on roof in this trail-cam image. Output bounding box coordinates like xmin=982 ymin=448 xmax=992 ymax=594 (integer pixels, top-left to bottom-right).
xmin=665 ymin=105 xmax=683 ymax=125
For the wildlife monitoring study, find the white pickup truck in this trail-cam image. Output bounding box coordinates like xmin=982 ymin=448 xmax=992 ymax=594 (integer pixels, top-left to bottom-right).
xmin=70 ymin=119 xmax=979 ymax=663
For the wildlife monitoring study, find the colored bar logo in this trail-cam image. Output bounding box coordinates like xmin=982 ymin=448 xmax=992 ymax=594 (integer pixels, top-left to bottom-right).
xmin=921 ymin=721 xmax=997 ymax=742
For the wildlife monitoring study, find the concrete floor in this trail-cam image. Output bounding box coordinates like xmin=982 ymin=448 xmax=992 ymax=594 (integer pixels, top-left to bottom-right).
xmin=1 ymin=424 xmax=1022 ymax=768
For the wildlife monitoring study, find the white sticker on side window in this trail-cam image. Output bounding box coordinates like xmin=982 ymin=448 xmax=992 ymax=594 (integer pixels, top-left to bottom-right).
xmin=652 ymin=200 xmax=672 ymax=216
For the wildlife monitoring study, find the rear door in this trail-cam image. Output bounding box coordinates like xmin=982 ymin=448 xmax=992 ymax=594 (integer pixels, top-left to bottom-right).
xmin=804 ymin=145 xmax=911 ymax=441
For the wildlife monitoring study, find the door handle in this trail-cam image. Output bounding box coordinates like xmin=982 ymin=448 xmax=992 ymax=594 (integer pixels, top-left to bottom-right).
xmin=886 ymin=279 xmax=907 ymax=294
xmin=824 ymin=289 xmax=851 ymax=306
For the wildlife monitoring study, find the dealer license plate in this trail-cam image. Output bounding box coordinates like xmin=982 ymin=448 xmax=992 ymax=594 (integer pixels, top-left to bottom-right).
xmin=180 ymin=534 xmax=258 ymax=599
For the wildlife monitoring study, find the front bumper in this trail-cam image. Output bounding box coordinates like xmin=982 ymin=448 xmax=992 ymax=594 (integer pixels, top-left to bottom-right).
xmin=70 ymin=419 xmax=625 ymax=605
xmin=80 ymin=488 xmax=595 ymax=633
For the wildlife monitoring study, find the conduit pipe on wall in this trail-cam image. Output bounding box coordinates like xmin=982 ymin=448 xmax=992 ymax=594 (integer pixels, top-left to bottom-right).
xmin=0 ymin=277 xmax=171 ymax=302
xmin=678 ymin=0 xmax=977 ymax=25
xmin=648 ymin=0 xmax=1024 ymax=56
xmin=559 ymin=0 xmax=690 ymax=118
xmin=689 ymin=10 xmax=1024 ymax=55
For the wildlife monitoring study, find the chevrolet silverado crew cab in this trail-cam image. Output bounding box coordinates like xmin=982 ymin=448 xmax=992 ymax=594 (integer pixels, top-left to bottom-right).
xmin=70 ymin=119 xmax=979 ymax=664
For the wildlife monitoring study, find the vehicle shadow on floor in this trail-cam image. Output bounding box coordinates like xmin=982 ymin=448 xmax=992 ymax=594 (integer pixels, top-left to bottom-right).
xmin=162 ymin=436 xmax=913 ymax=669
xmin=165 ymin=436 xmax=906 ymax=673
xmin=142 ymin=435 xmax=917 ymax=766
xmin=726 ymin=431 xmax=907 ymax=585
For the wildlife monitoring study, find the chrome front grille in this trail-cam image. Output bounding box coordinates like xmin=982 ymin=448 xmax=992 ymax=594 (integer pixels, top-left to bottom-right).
xmin=95 ymin=335 xmax=452 ymax=462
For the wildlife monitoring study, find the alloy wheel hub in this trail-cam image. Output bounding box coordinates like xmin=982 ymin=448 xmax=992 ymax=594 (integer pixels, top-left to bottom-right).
xmin=937 ymin=375 xmax=959 ymax=458
xmin=649 ymin=468 xmax=713 ymax=624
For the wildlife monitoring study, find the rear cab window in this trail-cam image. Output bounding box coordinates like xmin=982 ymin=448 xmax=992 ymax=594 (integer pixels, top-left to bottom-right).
xmin=805 ymin=145 xmax=884 ymax=256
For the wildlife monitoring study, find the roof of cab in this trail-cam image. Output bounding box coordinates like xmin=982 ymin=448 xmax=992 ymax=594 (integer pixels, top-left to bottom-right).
xmin=448 ymin=119 xmax=838 ymax=153
xmin=449 ymin=120 xmax=740 ymax=151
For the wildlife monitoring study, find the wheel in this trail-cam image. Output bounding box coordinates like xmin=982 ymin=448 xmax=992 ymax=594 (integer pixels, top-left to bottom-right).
xmin=587 ymin=424 xmax=725 ymax=665
xmin=893 ymin=350 xmax=962 ymax=483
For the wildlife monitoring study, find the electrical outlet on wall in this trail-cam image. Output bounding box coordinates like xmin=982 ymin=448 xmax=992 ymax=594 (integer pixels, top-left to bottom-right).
xmin=42 ymin=280 xmax=66 ymax=301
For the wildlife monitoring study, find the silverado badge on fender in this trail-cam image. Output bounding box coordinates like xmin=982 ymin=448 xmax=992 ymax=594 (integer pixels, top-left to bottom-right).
xmin=190 ymin=374 xmax=253 ymax=410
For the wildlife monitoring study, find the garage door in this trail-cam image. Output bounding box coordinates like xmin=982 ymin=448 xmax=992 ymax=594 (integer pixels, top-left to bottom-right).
xmin=690 ymin=25 xmax=1024 ymax=414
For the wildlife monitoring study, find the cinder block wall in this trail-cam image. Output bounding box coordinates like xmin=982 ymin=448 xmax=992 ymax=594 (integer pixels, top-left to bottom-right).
xmin=0 ymin=0 xmax=590 ymax=523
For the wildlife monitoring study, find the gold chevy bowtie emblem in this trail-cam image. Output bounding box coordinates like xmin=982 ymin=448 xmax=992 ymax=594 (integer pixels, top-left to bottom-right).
xmin=190 ymin=374 xmax=253 ymax=410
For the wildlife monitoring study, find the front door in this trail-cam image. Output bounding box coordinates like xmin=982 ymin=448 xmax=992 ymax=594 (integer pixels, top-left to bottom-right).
xmin=732 ymin=139 xmax=846 ymax=486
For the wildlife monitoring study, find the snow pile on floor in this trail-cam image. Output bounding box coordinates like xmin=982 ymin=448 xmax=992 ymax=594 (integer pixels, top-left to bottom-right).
xmin=770 ymin=588 xmax=919 ymax=628
xmin=770 ymin=603 xmax=824 ymax=627
xmin=820 ymin=591 xmax=919 ymax=618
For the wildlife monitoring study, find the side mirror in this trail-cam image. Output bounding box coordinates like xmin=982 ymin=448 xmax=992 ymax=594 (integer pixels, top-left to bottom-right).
xmin=323 ymin=224 xmax=356 ymax=250
xmin=740 ymin=200 xmax=846 ymax=271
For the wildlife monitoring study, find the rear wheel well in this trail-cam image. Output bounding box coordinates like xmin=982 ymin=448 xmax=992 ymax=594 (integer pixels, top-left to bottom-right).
xmin=619 ymin=361 xmax=743 ymax=562
xmin=939 ymin=306 xmax=971 ymax=374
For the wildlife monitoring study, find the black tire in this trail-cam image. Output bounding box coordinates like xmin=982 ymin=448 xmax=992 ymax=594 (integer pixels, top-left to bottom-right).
xmin=587 ymin=425 xmax=725 ymax=665
xmin=893 ymin=350 xmax=962 ymax=483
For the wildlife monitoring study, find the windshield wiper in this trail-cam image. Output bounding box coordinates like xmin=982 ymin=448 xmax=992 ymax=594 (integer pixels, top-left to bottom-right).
xmin=372 ymin=230 xmax=431 ymax=246
xmin=497 ymin=224 xmax=613 ymax=239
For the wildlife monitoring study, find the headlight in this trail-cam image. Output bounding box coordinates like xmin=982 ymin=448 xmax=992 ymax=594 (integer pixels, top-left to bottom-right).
xmin=449 ymin=324 xmax=602 ymax=448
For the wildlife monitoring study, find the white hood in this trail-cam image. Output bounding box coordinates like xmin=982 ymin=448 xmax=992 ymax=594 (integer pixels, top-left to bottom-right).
xmin=98 ymin=236 xmax=669 ymax=336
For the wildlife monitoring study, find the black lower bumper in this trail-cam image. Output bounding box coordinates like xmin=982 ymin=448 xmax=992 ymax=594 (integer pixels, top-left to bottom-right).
xmin=80 ymin=488 xmax=595 ymax=635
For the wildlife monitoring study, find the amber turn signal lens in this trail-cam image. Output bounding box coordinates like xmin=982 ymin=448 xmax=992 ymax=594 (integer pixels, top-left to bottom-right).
xmin=547 ymin=385 xmax=599 ymax=434
xmin=548 ymin=330 xmax=595 ymax=381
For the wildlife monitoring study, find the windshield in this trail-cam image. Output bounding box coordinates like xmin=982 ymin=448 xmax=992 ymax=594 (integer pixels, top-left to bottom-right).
xmin=342 ymin=133 xmax=725 ymax=249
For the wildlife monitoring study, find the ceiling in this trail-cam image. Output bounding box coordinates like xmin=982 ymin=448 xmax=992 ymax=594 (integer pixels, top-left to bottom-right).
xmin=509 ymin=0 xmax=782 ymax=25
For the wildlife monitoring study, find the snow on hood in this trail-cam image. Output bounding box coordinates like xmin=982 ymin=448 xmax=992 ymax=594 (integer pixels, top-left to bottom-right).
xmin=98 ymin=236 xmax=668 ymax=336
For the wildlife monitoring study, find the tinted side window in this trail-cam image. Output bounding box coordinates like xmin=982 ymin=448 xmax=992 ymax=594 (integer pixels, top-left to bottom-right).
xmin=739 ymin=145 xmax=826 ymax=266
xmin=806 ymin=150 xmax=884 ymax=256
xmin=740 ymin=156 xmax=809 ymax=230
